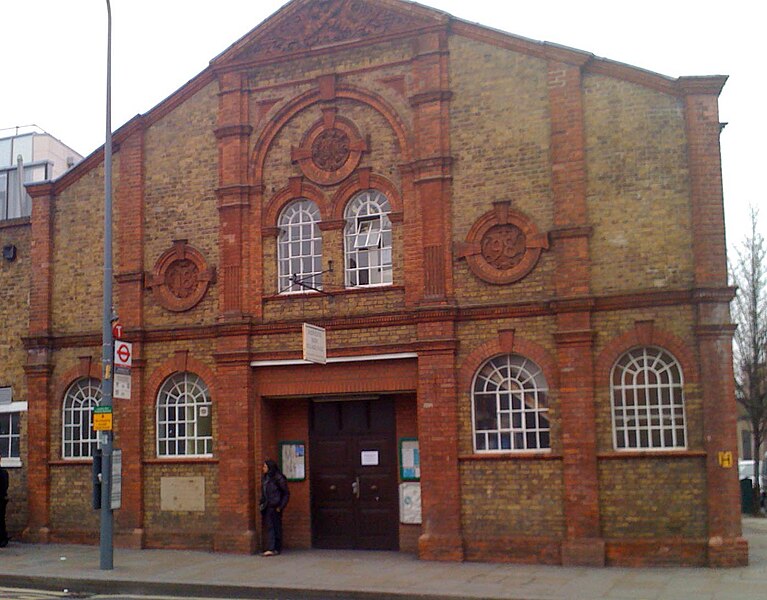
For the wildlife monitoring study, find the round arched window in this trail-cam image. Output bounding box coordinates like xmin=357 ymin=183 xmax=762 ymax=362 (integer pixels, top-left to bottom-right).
xmin=156 ymin=372 xmax=212 ymax=457
xmin=62 ymin=377 xmax=102 ymax=459
xmin=472 ymin=354 xmax=550 ymax=452
xmin=610 ymin=347 xmax=686 ymax=450
xmin=277 ymin=199 xmax=323 ymax=294
xmin=344 ymin=190 xmax=392 ymax=287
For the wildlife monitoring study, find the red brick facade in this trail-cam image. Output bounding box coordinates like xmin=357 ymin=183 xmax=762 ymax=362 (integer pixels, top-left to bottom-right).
xmin=0 ymin=0 xmax=745 ymax=567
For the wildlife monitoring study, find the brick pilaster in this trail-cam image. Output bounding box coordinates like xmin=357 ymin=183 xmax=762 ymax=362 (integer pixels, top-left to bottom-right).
xmin=679 ymin=77 xmax=747 ymax=566
xmin=213 ymin=332 xmax=256 ymax=553
xmin=416 ymin=322 xmax=462 ymax=560
xmin=22 ymin=181 xmax=56 ymax=542
xmin=215 ymin=71 xmax=253 ymax=320
xmin=408 ymin=31 xmax=453 ymax=305
xmin=22 ymin=358 xmax=52 ymax=543
xmin=547 ymin=53 xmax=603 ymax=565
xmin=114 ymin=124 xmax=146 ymax=548
xmin=26 ymin=183 xmax=54 ymax=337
xmin=679 ymin=76 xmax=729 ymax=286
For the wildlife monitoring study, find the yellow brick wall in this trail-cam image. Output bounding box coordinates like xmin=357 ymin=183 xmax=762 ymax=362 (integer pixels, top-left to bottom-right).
xmin=0 ymin=223 xmax=30 ymax=400
xmin=52 ymin=164 xmax=111 ymax=335
xmin=143 ymin=82 xmax=221 ymax=328
xmin=598 ymin=458 xmax=706 ymax=539
xmin=583 ymin=74 xmax=694 ymax=295
xmin=0 ymin=221 xmax=31 ymax=532
xmin=448 ymin=36 xmax=555 ymax=302
xmin=460 ymin=460 xmax=565 ymax=538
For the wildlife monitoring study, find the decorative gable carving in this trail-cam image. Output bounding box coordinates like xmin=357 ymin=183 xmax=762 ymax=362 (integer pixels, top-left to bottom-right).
xmin=222 ymin=0 xmax=444 ymax=64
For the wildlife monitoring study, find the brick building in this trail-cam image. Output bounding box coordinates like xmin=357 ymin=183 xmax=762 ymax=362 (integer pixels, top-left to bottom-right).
xmin=0 ymin=0 xmax=747 ymax=566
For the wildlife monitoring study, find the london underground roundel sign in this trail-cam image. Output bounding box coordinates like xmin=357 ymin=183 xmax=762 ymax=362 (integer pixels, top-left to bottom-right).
xmin=114 ymin=341 xmax=132 ymax=368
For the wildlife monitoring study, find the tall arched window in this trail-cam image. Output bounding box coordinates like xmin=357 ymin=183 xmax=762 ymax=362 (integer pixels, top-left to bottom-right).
xmin=344 ymin=190 xmax=392 ymax=287
xmin=472 ymin=354 xmax=550 ymax=452
xmin=278 ymin=199 xmax=323 ymax=293
xmin=156 ymin=372 xmax=212 ymax=457
xmin=62 ymin=377 xmax=102 ymax=459
xmin=611 ymin=346 xmax=686 ymax=450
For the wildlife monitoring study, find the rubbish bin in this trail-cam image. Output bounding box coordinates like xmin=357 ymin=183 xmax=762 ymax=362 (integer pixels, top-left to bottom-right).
xmin=741 ymin=478 xmax=755 ymax=513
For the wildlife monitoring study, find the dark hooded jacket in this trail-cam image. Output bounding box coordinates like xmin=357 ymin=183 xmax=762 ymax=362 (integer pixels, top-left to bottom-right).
xmin=261 ymin=459 xmax=289 ymax=511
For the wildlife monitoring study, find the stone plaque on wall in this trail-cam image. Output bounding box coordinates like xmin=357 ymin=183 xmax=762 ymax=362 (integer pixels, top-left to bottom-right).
xmin=160 ymin=476 xmax=206 ymax=512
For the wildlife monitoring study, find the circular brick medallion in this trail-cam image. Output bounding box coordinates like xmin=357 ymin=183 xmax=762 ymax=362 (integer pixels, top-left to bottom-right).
xmin=165 ymin=259 xmax=201 ymax=300
xmin=149 ymin=241 xmax=215 ymax=312
xmin=292 ymin=110 xmax=368 ymax=186
xmin=311 ymin=128 xmax=351 ymax=172
xmin=481 ymin=224 xmax=527 ymax=271
xmin=459 ymin=202 xmax=549 ymax=285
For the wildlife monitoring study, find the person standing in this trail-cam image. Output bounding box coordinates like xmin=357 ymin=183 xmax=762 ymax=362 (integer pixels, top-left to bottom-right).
xmin=0 ymin=460 xmax=9 ymax=547
xmin=260 ymin=458 xmax=289 ymax=556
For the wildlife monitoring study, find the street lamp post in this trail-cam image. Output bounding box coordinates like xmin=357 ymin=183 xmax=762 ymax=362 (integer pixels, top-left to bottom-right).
xmin=99 ymin=0 xmax=115 ymax=571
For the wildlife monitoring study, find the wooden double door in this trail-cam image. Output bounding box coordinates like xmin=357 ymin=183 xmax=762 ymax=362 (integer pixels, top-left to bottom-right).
xmin=309 ymin=398 xmax=399 ymax=550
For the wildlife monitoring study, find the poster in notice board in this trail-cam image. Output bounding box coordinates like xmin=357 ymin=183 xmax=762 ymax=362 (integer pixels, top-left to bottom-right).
xmin=279 ymin=441 xmax=306 ymax=481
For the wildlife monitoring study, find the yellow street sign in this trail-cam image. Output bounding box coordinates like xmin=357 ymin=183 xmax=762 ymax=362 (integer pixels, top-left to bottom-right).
xmin=93 ymin=410 xmax=113 ymax=431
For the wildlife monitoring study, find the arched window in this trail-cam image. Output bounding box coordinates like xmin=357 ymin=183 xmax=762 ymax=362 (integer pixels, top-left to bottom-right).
xmin=278 ymin=199 xmax=323 ymax=293
xmin=611 ymin=346 xmax=686 ymax=450
xmin=472 ymin=354 xmax=550 ymax=452
xmin=344 ymin=190 xmax=392 ymax=287
xmin=156 ymin=372 xmax=212 ymax=457
xmin=62 ymin=377 xmax=102 ymax=459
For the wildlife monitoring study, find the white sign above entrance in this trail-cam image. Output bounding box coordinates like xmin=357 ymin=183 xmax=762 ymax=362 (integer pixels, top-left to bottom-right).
xmin=302 ymin=323 xmax=327 ymax=364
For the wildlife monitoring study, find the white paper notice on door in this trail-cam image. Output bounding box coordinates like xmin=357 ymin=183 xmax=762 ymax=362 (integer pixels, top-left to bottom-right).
xmin=361 ymin=450 xmax=379 ymax=466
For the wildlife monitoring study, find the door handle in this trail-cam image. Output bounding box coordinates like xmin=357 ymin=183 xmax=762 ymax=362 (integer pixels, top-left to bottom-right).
xmin=352 ymin=476 xmax=360 ymax=499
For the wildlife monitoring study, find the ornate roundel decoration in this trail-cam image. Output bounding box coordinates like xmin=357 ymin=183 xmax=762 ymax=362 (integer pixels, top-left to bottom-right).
xmin=148 ymin=240 xmax=216 ymax=312
xmin=291 ymin=107 xmax=368 ymax=186
xmin=456 ymin=201 xmax=549 ymax=285
xmin=311 ymin=128 xmax=351 ymax=172
xmin=481 ymin=224 xmax=527 ymax=271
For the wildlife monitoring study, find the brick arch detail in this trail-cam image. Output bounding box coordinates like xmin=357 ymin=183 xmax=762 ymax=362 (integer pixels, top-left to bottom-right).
xmin=54 ymin=357 xmax=103 ymax=408
xmin=251 ymin=84 xmax=412 ymax=185
xmin=263 ymin=180 xmax=330 ymax=227
xmin=459 ymin=335 xmax=559 ymax=393
xmin=595 ymin=325 xmax=699 ymax=386
xmin=145 ymin=354 xmax=219 ymax=409
xmin=331 ymin=170 xmax=403 ymax=220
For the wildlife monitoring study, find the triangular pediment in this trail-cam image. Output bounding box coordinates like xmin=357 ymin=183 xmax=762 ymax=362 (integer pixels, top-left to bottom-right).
xmin=214 ymin=0 xmax=447 ymax=66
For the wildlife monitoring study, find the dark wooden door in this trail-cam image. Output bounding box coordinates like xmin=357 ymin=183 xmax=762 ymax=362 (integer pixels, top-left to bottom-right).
xmin=310 ymin=398 xmax=399 ymax=550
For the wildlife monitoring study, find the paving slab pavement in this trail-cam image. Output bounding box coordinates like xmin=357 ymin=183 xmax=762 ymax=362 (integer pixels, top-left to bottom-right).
xmin=0 ymin=518 xmax=766 ymax=600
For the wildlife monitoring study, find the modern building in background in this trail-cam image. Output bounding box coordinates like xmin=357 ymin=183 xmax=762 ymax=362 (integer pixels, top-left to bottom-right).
xmin=0 ymin=0 xmax=747 ymax=567
xmin=0 ymin=126 xmax=82 ymax=221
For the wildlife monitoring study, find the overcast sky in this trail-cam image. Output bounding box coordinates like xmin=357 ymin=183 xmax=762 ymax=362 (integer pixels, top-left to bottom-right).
xmin=2 ymin=0 xmax=763 ymax=247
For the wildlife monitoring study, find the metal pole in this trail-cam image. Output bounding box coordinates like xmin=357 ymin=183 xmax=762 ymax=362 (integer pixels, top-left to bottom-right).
xmin=100 ymin=0 xmax=114 ymax=571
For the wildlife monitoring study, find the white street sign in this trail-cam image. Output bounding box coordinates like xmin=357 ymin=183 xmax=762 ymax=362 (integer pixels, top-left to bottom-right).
xmin=113 ymin=372 xmax=132 ymax=400
xmin=302 ymin=323 xmax=327 ymax=364
xmin=114 ymin=341 xmax=133 ymax=368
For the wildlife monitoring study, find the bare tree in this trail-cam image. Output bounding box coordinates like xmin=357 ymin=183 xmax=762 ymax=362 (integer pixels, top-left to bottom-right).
xmin=732 ymin=207 xmax=767 ymax=513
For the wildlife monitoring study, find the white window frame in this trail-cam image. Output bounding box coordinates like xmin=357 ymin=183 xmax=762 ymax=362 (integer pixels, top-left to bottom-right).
xmin=344 ymin=190 xmax=392 ymax=288
xmin=471 ymin=354 xmax=550 ymax=453
xmin=610 ymin=346 xmax=687 ymax=451
xmin=62 ymin=378 xmax=102 ymax=460
xmin=277 ymin=199 xmax=323 ymax=294
xmin=0 ymin=400 xmax=27 ymax=468
xmin=156 ymin=372 xmax=213 ymax=458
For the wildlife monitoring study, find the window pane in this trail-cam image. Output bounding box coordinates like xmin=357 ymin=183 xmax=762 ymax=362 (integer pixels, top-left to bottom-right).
xmin=156 ymin=372 xmax=212 ymax=457
xmin=610 ymin=347 xmax=686 ymax=450
xmin=12 ymin=135 xmax=33 ymax=163
xmin=472 ymin=355 xmax=549 ymax=452
xmin=62 ymin=378 xmax=101 ymax=459
xmin=0 ymin=138 xmax=12 ymax=167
